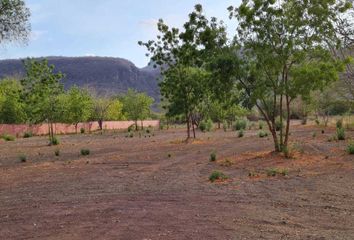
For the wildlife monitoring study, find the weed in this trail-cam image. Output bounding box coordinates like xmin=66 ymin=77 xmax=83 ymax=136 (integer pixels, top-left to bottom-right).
xmin=336 ymin=128 xmax=345 ymax=141
xmin=336 ymin=119 xmax=343 ymax=129
xmin=81 ymin=149 xmax=90 ymax=156
xmin=209 ymin=171 xmax=229 ymax=182
xmin=2 ymin=134 xmax=15 ymax=141
xmin=259 ymin=121 xmax=265 ymax=130
xmin=266 ymin=168 xmax=288 ymax=177
xmin=220 ymin=158 xmax=233 ymax=167
xmin=210 ymin=151 xmax=217 ymax=162
xmin=347 ymin=142 xmax=354 ymax=155
xmin=50 ymin=136 xmax=60 ymax=146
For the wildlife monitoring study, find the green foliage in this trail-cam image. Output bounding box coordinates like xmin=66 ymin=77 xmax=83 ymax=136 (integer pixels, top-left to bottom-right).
xmin=199 ymin=119 xmax=213 ymax=132
xmin=18 ymin=154 xmax=27 ymax=163
xmin=233 ymin=119 xmax=247 ymax=131
xmin=106 ymin=99 xmax=125 ymax=121
xmin=258 ymin=130 xmax=268 ymax=138
xmin=258 ymin=121 xmax=265 ymax=130
xmin=50 ymin=136 xmax=60 ymax=146
xmin=122 ymin=89 xmax=154 ymax=128
xmin=266 ymin=168 xmax=288 ymax=177
xmin=347 ymin=142 xmax=354 ymax=155
xmin=210 ymin=151 xmax=217 ymax=162
xmin=209 ymin=171 xmax=229 ymax=182
xmin=275 ymin=117 xmax=284 ymax=132
xmin=81 ymin=149 xmax=90 ymax=156
xmin=336 ymin=127 xmax=346 ymax=141
xmin=336 ymin=119 xmax=343 ymax=129
xmin=2 ymin=134 xmax=15 ymax=141
xmin=238 ymin=130 xmax=244 ymax=138
xmin=222 ymin=121 xmax=228 ymax=132
xmin=0 ymin=79 xmax=27 ymax=124
xmin=23 ymin=132 xmax=33 ymax=138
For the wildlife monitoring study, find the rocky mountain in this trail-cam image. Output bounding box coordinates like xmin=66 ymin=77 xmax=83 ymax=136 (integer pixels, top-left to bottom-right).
xmin=0 ymin=56 xmax=161 ymax=101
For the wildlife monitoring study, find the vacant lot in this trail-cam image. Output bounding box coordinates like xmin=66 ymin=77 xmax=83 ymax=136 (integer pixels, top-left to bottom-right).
xmin=1 ymin=125 xmax=353 ymax=240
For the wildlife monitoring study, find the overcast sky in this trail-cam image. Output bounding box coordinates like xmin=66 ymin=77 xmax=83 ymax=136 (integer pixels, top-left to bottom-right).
xmin=1 ymin=0 xmax=240 ymax=68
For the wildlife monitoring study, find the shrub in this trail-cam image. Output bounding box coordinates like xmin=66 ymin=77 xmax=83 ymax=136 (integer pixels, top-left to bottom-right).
xmin=55 ymin=149 xmax=60 ymax=156
xmin=336 ymin=119 xmax=343 ymax=129
xmin=2 ymin=134 xmax=15 ymax=141
xmin=258 ymin=130 xmax=268 ymax=138
xmin=347 ymin=142 xmax=354 ymax=155
xmin=223 ymin=121 xmax=228 ymax=132
xmin=210 ymin=151 xmax=217 ymax=162
xmin=233 ymin=119 xmax=247 ymax=131
xmin=200 ymin=119 xmax=214 ymax=132
xmin=266 ymin=168 xmax=288 ymax=177
xmin=238 ymin=130 xmax=244 ymax=138
xmin=209 ymin=171 xmax=229 ymax=182
xmin=18 ymin=154 xmax=27 ymax=163
xmin=80 ymin=128 xmax=85 ymax=134
xmin=127 ymin=124 xmax=136 ymax=132
xmin=259 ymin=121 xmax=265 ymax=130
xmin=50 ymin=136 xmax=60 ymax=146
xmin=81 ymin=149 xmax=90 ymax=156
xmin=315 ymin=119 xmax=320 ymax=126
xmin=336 ymin=128 xmax=345 ymax=141
xmin=23 ymin=132 xmax=33 ymax=138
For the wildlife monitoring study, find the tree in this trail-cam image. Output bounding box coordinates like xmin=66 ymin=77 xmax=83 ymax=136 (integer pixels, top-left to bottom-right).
xmin=122 ymin=89 xmax=154 ymax=130
xmin=60 ymin=86 xmax=93 ymax=132
xmin=21 ymin=59 xmax=64 ymax=144
xmin=106 ymin=99 xmax=125 ymax=121
xmin=139 ymin=4 xmax=227 ymax=139
xmin=92 ymin=97 xmax=113 ymax=131
xmin=0 ymin=78 xmax=26 ymax=124
xmin=227 ymin=0 xmax=349 ymax=152
xmin=0 ymin=0 xmax=31 ymax=45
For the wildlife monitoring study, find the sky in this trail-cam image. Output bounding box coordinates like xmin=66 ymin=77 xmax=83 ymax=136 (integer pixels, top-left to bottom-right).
xmin=0 ymin=0 xmax=241 ymax=68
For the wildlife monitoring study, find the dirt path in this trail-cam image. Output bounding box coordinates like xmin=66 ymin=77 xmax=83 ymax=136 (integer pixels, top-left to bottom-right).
xmin=1 ymin=126 xmax=353 ymax=239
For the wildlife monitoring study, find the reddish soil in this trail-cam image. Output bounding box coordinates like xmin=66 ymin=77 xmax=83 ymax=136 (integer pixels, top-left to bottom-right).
xmin=0 ymin=125 xmax=353 ymax=239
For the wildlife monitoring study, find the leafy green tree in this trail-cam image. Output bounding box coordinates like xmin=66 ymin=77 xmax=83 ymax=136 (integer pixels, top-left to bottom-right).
xmin=106 ymin=99 xmax=125 ymax=121
xmin=60 ymin=86 xmax=93 ymax=132
xmin=21 ymin=59 xmax=64 ymax=144
xmin=227 ymin=0 xmax=349 ymax=151
xmin=0 ymin=0 xmax=31 ymax=45
xmin=139 ymin=4 xmax=227 ymax=138
xmin=122 ymin=89 xmax=154 ymax=130
xmin=0 ymin=78 xmax=26 ymax=123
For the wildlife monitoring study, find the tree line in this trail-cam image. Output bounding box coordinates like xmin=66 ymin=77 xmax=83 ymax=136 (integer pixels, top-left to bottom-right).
xmin=140 ymin=1 xmax=354 ymax=152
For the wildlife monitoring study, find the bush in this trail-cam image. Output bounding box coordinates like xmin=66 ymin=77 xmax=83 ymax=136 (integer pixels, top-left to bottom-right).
xmin=238 ymin=130 xmax=244 ymax=138
xmin=209 ymin=171 xmax=229 ymax=182
xmin=258 ymin=130 xmax=268 ymax=138
xmin=259 ymin=121 xmax=265 ymax=130
xmin=81 ymin=149 xmax=90 ymax=156
xmin=336 ymin=128 xmax=345 ymax=141
xmin=23 ymin=132 xmax=33 ymax=138
xmin=50 ymin=136 xmax=60 ymax=146
xmin=199 ymin=119 xmax=214 ymax=132
xmin=55 ymin=149 xmax=60 ymax=156
xmin=210 ymin=151 xmax=217 ymax=162
xmin=336 ymin=119 xmax=343 ymax=129
xmin=2 ymin=134 xmax=15 ymax=141
xmin=80 ymin=128 xmax=85 ymax=134
xmin=127 ymin=124 xmax=136 ymax=132
xmin=266 ymin=168 xmax=288 ymax=177
xmin=18 ymin=154 xmax=27 ymax=163
xmin=223 ymin=121 xmax=228 ymax=132
xmin=233 ymin=119 xmax=247 ymax=131
xmin=347 ymin=142 xmax=354 ymax=155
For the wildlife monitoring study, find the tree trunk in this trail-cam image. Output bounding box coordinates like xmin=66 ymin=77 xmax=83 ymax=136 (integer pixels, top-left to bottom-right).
xmin=186 ymin=114 xmax=191 ymax=139
xmin=98 ymin=119 xmax=103 ymax=130
xmin=192 ymin=119 xmax=196 ymax=139
xmin=279 ymin=94 xmax=284 ymax=150
xmin=284 ymin=96 xmax=291 ymax=147
xmin=141 ymin=120 xmax=144 ymax=130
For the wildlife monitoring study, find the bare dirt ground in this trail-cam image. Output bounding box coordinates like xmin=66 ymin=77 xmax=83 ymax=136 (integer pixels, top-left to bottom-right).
xmin=0 ymin=124 xmax=353 ymax=240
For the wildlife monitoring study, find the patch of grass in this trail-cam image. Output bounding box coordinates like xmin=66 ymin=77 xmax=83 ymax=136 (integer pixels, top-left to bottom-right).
xmin=2 ymin=134 xmax=15 ymax=141
xmin=238 ymin=130 xmax=244 ymax=138
xmin=233 ymin=119 xmax=247 ymax=131
xmin=209 ymin=171 xmax=229 ymax=182
xmin=258 ymin=130 xmax=268 ymax=138
xmin=23 ymin=132 xmax=33 ymax=138
xmin=266 ymin=168 xmax=288 ymax=177
xmin=55 ymin=149 xmax=60 ymax=156
xmin=347 ymin=142 xmax=354 ymax=155
xmin=18 ymin=154 xmax=27 ymax=163
xmin=50 ymin=136 xmax=60 ymax=146
xmin=210 ymin=151 xmax=217 ymax=162
xmin=80 ymin=149 xmax=90 ymax=156
xmin=336 ymin=127 xmax=345 ymax=141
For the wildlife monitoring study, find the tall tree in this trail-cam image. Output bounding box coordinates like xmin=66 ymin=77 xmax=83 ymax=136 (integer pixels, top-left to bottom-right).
xmin=227 ymin=0 xmax=349 ymax=152
xmin=21 ymin=59 xmax=64 ymax=144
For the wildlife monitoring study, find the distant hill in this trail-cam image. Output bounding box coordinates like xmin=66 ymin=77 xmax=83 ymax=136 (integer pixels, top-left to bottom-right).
xmin=0 ymin=56 xmax=161 ymax=101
